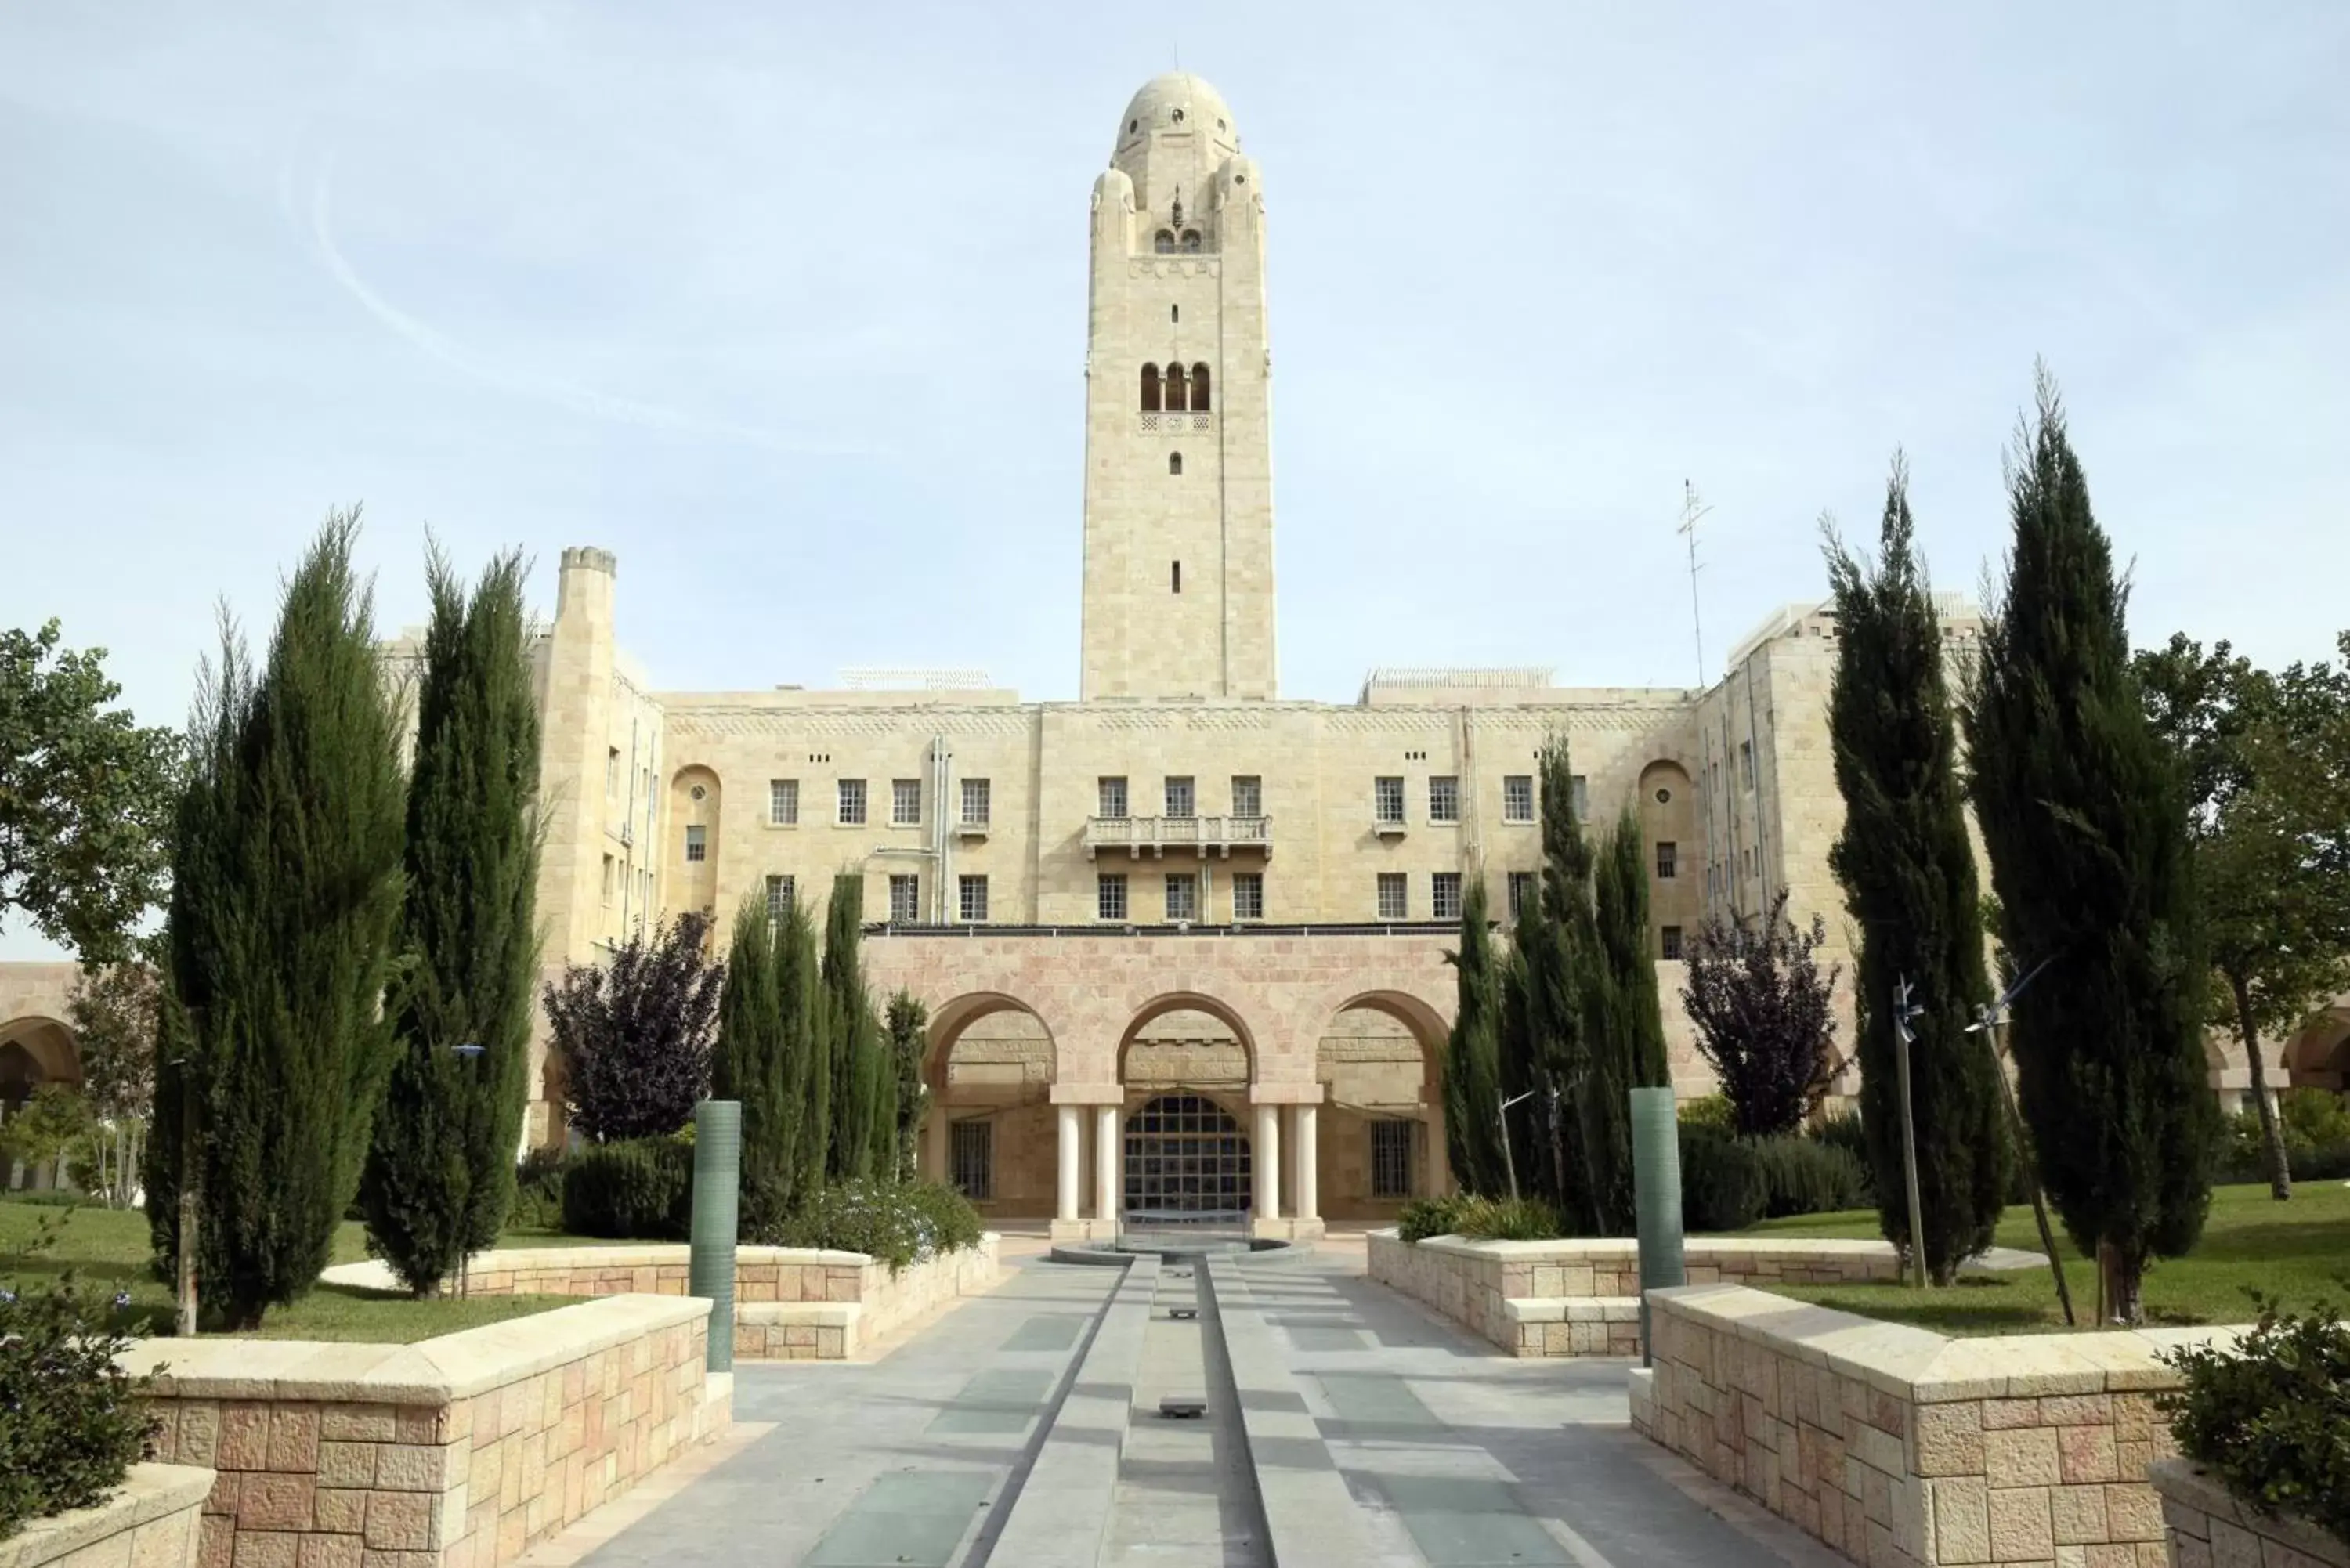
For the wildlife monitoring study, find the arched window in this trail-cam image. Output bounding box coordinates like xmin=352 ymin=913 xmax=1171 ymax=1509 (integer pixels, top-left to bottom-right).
xmin=1153 ymin=230 xmax=1175 ymax=254
xmin=1180 ymin=230 xmax=1202 ymax=252
xmin=1140 ymin=364 xmax=1161 ymax=413
xmin=1189 ymin=363 xmax=1211 ymax=412
xmin=1165 ymin=363 xmax=1188 ymax=413
xmin=1169 ymin=452 xmax=1183 ymax=476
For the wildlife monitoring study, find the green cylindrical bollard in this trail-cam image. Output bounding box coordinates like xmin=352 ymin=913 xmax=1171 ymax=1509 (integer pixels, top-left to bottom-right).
xmin=1630 ymin=1086 xmax=1686 ymax=1367
xmin=690 ymin=1100 xmax=742 ymax=1373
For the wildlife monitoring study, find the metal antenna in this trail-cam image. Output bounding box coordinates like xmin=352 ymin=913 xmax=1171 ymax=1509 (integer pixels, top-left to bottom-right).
xmin=1676 ymin=481 xmax=1713 ymax=686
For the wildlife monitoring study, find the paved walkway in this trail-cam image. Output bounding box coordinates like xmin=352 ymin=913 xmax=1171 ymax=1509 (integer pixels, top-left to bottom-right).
xmin=549 ymin=1250 xmax=1846 ymax=1568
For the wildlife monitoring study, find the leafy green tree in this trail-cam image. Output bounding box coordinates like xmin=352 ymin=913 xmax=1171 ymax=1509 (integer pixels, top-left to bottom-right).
xmin=777 ymin=899 xmax=829 ymax=1201
xmin=2135 ymin=632 xmax=2350 ymax=1199
xmin=1824 ymin=464 xmax=2009 ymax=1280
xmin=146 ymin=512 xmax=408 ymax=1330
xmin=0 ymin=1082 xmax=96 ymax=1177
xmin=360 ymin=550 xmax=541 ymax=1295
xmin=1961 ymin=373 xmax=2217 ymax=1323
xmin=67 ymin=959 xmax=161 ymax=1208
xmin=1441 ymin=873 xmax=1507 ymax=1196
xmin=885 ymin=991 xmax=930 ymax=1183
xmin=1 ymin=621 xmax=181 ymax=963
xmin=544 ymin=912 xmax=724 ymax=1143
xmin=714 ymin=894 xmax=797 ymax=1234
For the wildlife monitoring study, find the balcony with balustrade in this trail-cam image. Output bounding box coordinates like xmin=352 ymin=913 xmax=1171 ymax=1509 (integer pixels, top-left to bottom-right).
xmin=1083 ymin=814 xmax=1273 ymax=860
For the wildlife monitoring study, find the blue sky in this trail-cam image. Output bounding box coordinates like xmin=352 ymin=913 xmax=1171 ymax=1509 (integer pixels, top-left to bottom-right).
xmin=4 ymin=2 xmax=2346 ymax=959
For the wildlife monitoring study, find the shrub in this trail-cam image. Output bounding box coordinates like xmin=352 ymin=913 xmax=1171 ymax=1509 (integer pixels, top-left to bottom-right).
xmin=2157 ymin=1294 xmax=2350 ymax=1546
xmin=559 ymin=1138 xmax=692 ymax=1240
xmin=2281 ymin=1089 xmax=2350 ymax=1150
xmin=1679 ymin=1123 xmax=1766 ymax=1233
xmin=1678 ymin=1094 xmax=1736 ymax=1133
xmin=1450 ymin=1195 xmax=1564 ymax=1241
xmin=770 ymin=1180 xmax=982 ymax=1273
xmin=1397 ymin=1194 xmax=1473 ymax=1244
xmin=1749 ymin=1134 xmax=1871 ymax=1218
xmin=509 ymin=1147 xmax=568 ymax=1232
xmin=0 ymin=1219 xmax=156 ymax=1540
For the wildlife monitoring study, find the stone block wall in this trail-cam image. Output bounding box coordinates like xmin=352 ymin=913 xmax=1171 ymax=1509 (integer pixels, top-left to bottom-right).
xmin=1366 ymin=1232 xmax=1912 ymax=1358
xmin=125 ymin=1296 xmax=728 ymax=1568
xmin=0 ymin=1463 xmax=212 ymax=1568
xmin=2149 ymin=1458 xmax=2345 ymax=1568
xmin=1629 ymin=1283 xmax=2241 ymax=1568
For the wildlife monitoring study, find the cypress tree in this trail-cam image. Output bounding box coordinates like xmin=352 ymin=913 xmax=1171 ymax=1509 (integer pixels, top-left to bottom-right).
xmin=821 ymin=873 xmax=878 ymax=1180
xmin=1441 ymin=872 xmax=1506 ymax=1196
xmin=1578 ymin=807 xmax=1668 ymax=1232
xmin=147 ymin=512 xmax=407 ymax=1329
xmin=885 ymin=992 xmax=929 ymax=1183
xmin=1961 ymin=371 xmax=2217 ymax=1323
xmin=1530 ymin=738 xmax=1603 ymax=1232
xmin=1825 ymin=460 xmax=2008 ymax=1282
xmin=777 ymin=898 xmax=828 ymax=1202
xmin=714 ymin=894 xmax=797 ymax=1234
xmin=360 ymin=548 xmax=543 ymax=1295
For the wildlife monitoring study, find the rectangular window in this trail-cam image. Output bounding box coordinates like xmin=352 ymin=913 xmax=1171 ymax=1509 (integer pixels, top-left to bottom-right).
xmin=1502 ymin=775 xmax=1534 ymax=822
xmin=889 ymin=873 xmax=920 ymax=923
xmin=958 ymin=874 xmax=989 ymax=923
xmin=1374 ymin=776 xmax=1405 ymax=825
xmin=1165 ymin=873 xmax=1198 ymax=922
xmin=950 ymin=1119 xmax=994 ymax=1201
xmin=1231 ymin=871 xmax=1264 ymax=922
xmin=1741 ymin=739 xmax=1756 ymax=791
xmin=892 ymin=778 xmax=922 ymax=826
xmin=837 ymin=779 xmax=867 ymax=826
xmin=1099 ymin=776 xmax=1129 ymax=819
xmin=602 ymin=854 xmax=616 ymax=905
xmin=1370 ymin=1119 xmax=1413 ymax=1199
xmin=1376 ymin=872 xmax=1408 ymax=921
xmin=1231 ymin=775 xmax=1262 ymax=818
xmin=1097 ymin=873 xmax=1129 ymax=922
xmin=768 ymin=779 xmax=799 ymax=826
xmin=960 ymin=777 xmax=991 ymax=826
xmin=1506 ymin=870 xmax=1535 ymax=921
xmin=1165 ymin=775 xmax=1195 ymax=818
xmin=684 ymin=823 xmax=707 ymax=862
xmin=765 ymin=874 xmax=794 ymax=919
xmin=1171 ymin=560 xmax=1182 ymax=593
xmin=1429 ymin=775 xmax=1460 ymax=823
xmin=1661 ymin=925 xmax=1685 ymax=961
xmin=606 ymin=746 xmax=620 ymax=799
xmin=1573 ymin=774 xmax=1590 ymax=822
xmin=1431 ymin=871 xmax=1463 ymax=922
xmin=1656 ymin=840 xmax=1678 ymax=879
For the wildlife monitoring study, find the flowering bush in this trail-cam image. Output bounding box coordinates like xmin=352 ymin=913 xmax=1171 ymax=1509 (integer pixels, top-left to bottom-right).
xmin=768 ymin=1180 xmax=982 ymax=1273
xmin=0 ymin=1217 xmax=156 ymax=1538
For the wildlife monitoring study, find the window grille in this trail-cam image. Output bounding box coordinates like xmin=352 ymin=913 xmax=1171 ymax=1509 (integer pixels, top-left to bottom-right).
xmin=961 ymin=777 xmax=990 ymax=826
xmin=837 ymin=779 xmax=866 ymax=826
xmin=1376 ymin=873 xmax=1408 ymax=921
xmin=1122 ymin=1094 xmax=1249 ymax=1219
xmin=1098 ymin=873 xmax=1128 ymax=922
xmin=959 ymin=874 xmax=989 ymax=923
xmin=1502 ymin=775 xmax=1534 ymax=822
xmin=1370 ymin=1119 xmax=1414 ymax=1199
xmin=1661 ymin=925 xmax=1685 ymax=961
xmin=684 ymin=824 xmax=707 ymax=862
xmin=1374 ymin=776 xmax=1405 ymax=824
xmin=1231 ymin=871 xmax=1264 ymax=921
xmin=1656 ymin=840 xmax=1678 ymax=880
xmin=889 ymin=874 xmax=920 ymax=923
xmin=1429 ymin=775 xmax=1460 ymax=823
xmin=1431 ymin=872 xmax=1463 ymax=922
xmin=950 ymin=1120 xmax=993 ymax=1200
xmin=1165 ymin=873 xmax=1197 ymax=922
xmin=892 ymin=779 xmax=921 ymax=826
xmin=768 ymin=779 xmax=798 ymax=826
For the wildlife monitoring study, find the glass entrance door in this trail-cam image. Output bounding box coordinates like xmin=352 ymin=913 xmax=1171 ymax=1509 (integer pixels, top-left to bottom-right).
xmin=1123 ymin=1093 xmax=1251 ymax=1228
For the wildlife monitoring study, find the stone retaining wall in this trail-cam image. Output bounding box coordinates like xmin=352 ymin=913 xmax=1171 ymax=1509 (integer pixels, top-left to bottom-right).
xmin=121 ymin=1295 xmax=729 ymax=1568
xmin=1628 ymin=1283 xmax=2243 ymax=1567
xmin=1367 ymin=1231 xmax=1914 ymax=1357
xmin=2149 ymin=1458 xmax=2346 ymax=1568
xmin=0 ymin=1463 xmax=213 ymax=1568
xmin=323 ymin=1236 xmax=1000 ymax=1362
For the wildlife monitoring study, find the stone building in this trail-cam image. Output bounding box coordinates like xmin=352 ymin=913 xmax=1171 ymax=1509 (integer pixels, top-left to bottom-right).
xmin=5 ymin=72 xmax=2339 ymax=1212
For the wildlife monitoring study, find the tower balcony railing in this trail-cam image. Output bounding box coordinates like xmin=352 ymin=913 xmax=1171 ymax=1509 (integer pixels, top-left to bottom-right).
xmin=1085 ymin=814 xmax=1272 ymax=859
xmin=1137 ymin=411 xmax=1217 ymax=434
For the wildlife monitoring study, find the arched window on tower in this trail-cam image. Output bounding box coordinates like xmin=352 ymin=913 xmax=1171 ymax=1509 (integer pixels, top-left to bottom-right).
xmin=1189 ymin=363 xmax=1211 ymax=412
xmin=1154 ymin=230 xmax=1175 ymax=254
xmin=1139 ymin=364 xmax=1161 ymax=413
xmin=1165 ymin=363 xmax=1188 ymax=413
xmin=1169 ymin=452 xmax=1183 ymax=475
xmin=1180 ymin=230 xmax=1202 ymax=252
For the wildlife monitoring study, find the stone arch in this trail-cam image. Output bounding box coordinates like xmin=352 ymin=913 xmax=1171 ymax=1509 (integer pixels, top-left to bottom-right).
xmin=667 ymin=764 xmax=721 ymax=923
xmin=920 ymin=992 xmax=1059 ymax=1210
xmin=1115 ymin=991 xmax=1259 ymax=1089
xmin=0 ymin=1016 xmax=78 ymax=1113
xmin=2286 ymin=1010 xmax=2350 ymax=1090
xmin=1311 ymin=989 xmax=1448 ymax=1218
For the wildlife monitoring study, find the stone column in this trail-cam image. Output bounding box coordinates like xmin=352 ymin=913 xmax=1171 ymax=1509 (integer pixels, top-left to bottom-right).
xmin=1253 ymin=1104 xmax=1282 ymax=1223
xmin=1056 ymin=1104 xmax=1081 ymax=1224
xmin=1094 ymin=1104 xmax=1120 ymax=1228
xmin=924 ymin=1098 xmax=950 ymax=1183
xmin=1296 ymin=1104 xmax=1320 ymax=1223
xmin=1279 ymin=1106 xmax=1298 ymax=1216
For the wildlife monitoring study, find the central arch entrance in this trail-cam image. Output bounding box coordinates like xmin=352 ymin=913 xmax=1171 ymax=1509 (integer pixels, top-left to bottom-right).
xmin=1123 ymin=1093 xmax=1251 ymax=1230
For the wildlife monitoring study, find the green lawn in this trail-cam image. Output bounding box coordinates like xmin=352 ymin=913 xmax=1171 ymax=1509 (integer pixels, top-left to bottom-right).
xmin=0 ymin=1199 xmax=612 ymax=1342
xmin=1742 ymin=1180 xmax=2350 ymax=1335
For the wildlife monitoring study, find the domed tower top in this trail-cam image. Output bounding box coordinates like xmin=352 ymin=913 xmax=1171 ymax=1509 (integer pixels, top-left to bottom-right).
xmin=1110 ymin=72 xmax=1242 ymax=241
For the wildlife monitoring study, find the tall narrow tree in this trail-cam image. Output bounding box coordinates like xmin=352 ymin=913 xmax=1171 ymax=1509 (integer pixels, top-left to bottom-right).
xmin=821 ymin=873 xmax=881 ymax=1180
xmin=1962 ymin=372 xmax=2217 ymax=1322
xmin=361 ymin=549 xmax=541 ymax=1295
xmin=1577 ymin=807 xmax=1668 ymax=1233
xmin=147 ymin=512 xmax=407 ymax=1329
xmin=886 ymin=992 xmax=930 ymax=1183
xmin=1529 ymin=738 xmax=1603 ymax=1231
xmin=1441 ymin=872 xmax=1506 ymax=1196
xmin=1825 ymin=464 xmax=2008 ymax=1281
xmin=777 ymin=898 xmax=829 ymax=1201
xmin=714 ymin=894 xmax=797 ymax=1234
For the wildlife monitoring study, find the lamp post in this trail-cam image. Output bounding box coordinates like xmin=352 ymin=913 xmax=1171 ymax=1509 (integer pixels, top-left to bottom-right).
xmin=1496 ymin=1088 xmax=1537 ymax=1201
xmin=1963 ymin=959 xmax=2075 ymax=1325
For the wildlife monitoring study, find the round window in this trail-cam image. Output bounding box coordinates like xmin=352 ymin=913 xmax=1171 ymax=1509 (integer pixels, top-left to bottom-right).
xmin=691 ymin=785 xmax=707 ymax=802
xmin=1171 ymin=107 xmax=1184 ymax=124
xmin=1654 ymin=787 xmax=1672 ymax=804
xmin=1128 ymin=118 xmax=1137 ymax=133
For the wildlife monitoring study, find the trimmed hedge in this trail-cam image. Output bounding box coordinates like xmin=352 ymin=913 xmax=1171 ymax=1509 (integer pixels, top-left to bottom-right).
xmin=559 ymin=1137 xmax=692 ymax=1240
xmin=510 ymin=1147 xmax=567 ymax=1232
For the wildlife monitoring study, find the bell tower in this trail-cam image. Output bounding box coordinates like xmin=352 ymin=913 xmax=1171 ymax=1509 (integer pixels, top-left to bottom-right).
xmin=1079 ymin=72 xmax=1276 ymax=702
